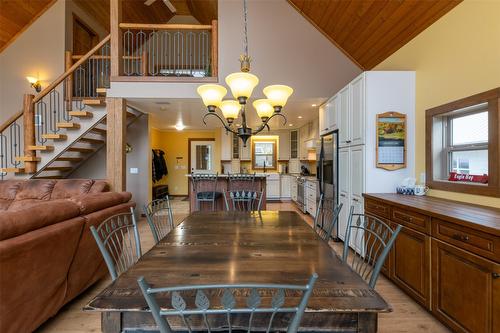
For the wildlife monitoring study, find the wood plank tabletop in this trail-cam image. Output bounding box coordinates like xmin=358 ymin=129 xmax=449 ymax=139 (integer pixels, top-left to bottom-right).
xmin=86 ymin=211 xmax=390 ymax=330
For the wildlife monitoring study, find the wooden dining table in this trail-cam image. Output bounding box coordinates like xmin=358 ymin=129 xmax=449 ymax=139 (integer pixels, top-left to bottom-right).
xmin=85 ymin=211 xmax=391 ymax=332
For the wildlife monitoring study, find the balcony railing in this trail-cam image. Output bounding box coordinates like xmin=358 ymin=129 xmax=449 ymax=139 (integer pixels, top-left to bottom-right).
xmin=117 ymin=21 xmax=218 ymax=79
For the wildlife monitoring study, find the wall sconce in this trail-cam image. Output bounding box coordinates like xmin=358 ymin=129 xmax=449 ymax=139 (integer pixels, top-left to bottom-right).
xmin=125 ymin=143 xmax=133 ymax=154
xmin=26 ymin=76 xmax=41 ymax=93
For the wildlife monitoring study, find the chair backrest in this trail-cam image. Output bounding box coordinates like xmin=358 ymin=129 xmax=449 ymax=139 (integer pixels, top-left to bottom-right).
xmin=137 ymin=273 xmax=318 ymax=333
xmin=341 ymin=206 xmax=402 ymax=288
xmin=144 ymin=197 xmax=175 ymax=244
xmin=224 ymin=190 xmax=263 ymax=212
xmin=314 ymin=194 xmax=342 ymax=242
xmin=228 ymin=173 xmax=256 ymax=191
xmin=191 ymin=173 xmax=218 ymax=194
xmin=90 ymin=207 xmax=142 ymax=281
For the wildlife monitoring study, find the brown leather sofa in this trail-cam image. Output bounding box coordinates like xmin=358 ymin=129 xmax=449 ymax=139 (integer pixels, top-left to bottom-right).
xmin=0 ymin=179 xmax=134 ymax=333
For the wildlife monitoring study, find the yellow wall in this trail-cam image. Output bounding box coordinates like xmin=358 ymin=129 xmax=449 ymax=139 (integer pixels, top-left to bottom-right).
xmin=374 ymin=0 xmax=500 ymax=208
xmin=150 ymin=129 xmax=221 ymax=195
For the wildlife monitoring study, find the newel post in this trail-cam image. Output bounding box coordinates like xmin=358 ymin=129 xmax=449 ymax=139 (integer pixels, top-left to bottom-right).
xmin=23 ymin=94 xmax=36 ymax=173
xmin=110 ymin=0 xmax=123 ymax=77
xmin=65 ymin=50 xmax=73 ymax=111
xmin=211 ymin=19 xmax=218 ymax=77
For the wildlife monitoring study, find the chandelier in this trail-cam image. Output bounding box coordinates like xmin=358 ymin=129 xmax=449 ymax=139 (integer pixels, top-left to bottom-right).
xmin=197 ymin=0 xmax=293 ymax=146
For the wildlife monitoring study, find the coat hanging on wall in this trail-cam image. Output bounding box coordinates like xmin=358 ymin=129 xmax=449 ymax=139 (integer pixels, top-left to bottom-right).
xmin=152 ymin=149 xmax=168 ymax=182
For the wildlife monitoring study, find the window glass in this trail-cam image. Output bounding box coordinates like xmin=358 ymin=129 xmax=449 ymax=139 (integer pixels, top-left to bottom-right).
xmin=253 ymin=141 xmax=275 ymax=168
xmin=451 ymin=111 xmax=488 ymax=145
xmin=450 ymin=150 xmax=488 ymax=175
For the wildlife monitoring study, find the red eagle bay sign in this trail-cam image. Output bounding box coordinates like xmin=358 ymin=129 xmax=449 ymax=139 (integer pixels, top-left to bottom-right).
xmin=448 ymin=172 xmax=488 ymax=184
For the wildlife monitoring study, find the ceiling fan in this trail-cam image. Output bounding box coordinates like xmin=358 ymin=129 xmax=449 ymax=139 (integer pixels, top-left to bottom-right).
xmin=144 ymin=0 xmax=177 ymax=13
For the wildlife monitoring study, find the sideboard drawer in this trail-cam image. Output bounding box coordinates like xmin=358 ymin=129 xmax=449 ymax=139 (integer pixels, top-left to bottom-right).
xmin=433 ymin=218 xmax=500 ymax=263
xmin=365 ymin=199 xmax=390 ymax=219
xmin=392 ymin=208 xmax=430 ymax=234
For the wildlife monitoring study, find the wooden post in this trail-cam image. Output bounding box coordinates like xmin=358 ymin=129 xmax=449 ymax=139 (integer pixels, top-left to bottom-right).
xmin=211 ymin=19 xmax=218 ymax=77
xmin=106 ymin=97 xmax=126 ymax=191
xmin=110 ymin=0 xmax=123 ymax=77
xmin=141 ymin=49 xmax=148 ymax=76
xmin=23 ymin=94 xmax=36 ymax=173
xmin=65 ymin=50 xmax=73 ymax=111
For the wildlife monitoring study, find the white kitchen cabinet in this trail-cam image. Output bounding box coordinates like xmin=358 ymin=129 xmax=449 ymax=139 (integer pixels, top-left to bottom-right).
xmin=305 ymin=180 xmax=317 ymax=217
xmin=350 ymin=145 xmax=365 ymax=202
xmin=278 ymin=131 xmax=290 ymax=160
xmin=221 ymin=129 xmax=232 ymax=161
xmin=338 ymin=86 xmax=350 ymax=147
xmin=338 ymin=147 xmax=350 ymax=240
xmin=350 ymin=75 xmax=365 ymax=146
xmin=280 ymin=175 xmax=291 ymax=199
xmin=299 ymin=125 xmax=309 ymax=160
xmin=266 ymin=174 xmax=280 ymax=200
xmin=291 ymin=177 xmax=298 ymax=201
xmin=310 ymin=117 xmax=319 ymax=141
xmin=240 ymin=142 xmax=251 ymax=161
xmin=290 ymin=130 xmax=298 ymax=159
xmin=319 ymin=104 xmax=326 ymax=136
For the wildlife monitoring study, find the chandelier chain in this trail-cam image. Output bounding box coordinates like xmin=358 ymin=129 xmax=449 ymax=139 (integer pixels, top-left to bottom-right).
xmin=243 ymin=0 xmax=249 ymax=57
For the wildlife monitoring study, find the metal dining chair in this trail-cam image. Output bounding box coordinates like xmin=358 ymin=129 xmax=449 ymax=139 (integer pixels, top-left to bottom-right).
xmin=90 ymin=207 xmax=142 ymax=281
xmin=191 ymin=172 xmax=222 ymax=211
xmin=224 ymin=190 xmax=264 ymax=212
xmin=143 ymin=197 xmax=175 ymax=244
xmin=342 ymin=206 xmax=402 ymax=288
xmin=137 ymin=273 xmax=318 ymax=333
xmin=314 ymin=194 xmax=343 ymax=242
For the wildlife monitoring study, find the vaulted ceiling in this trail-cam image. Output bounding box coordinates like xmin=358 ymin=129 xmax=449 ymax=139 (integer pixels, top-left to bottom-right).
xmin=0 ymin=0 xmax=56 ymax=52
xmin=287 ymin=0 xmax=462 ymax=70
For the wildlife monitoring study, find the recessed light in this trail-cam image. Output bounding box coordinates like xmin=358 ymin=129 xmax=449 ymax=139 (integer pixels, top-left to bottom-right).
xmin=311 ymin=104 xmax=317 ymax=107
xmin=298 ymin=116 xmax=303 ymax=119
xmin=289 ymin=124 xmax=293 ymax=127
xmin=160 ymin=106 xmax=167 ymax=111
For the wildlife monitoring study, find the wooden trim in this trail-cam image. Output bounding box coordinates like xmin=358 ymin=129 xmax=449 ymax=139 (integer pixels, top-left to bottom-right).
xmin=72 ymin=13 xmax=99 ymax=52
xmin=33 ymin=35 xmax=111 ymax=103
xmin=106 ymin=98 xmax=127 ymax=191
xmin=251 ymin=138 xmax=278 ymax=171
xmin=110 ymin=76 xmax=218 ymax=83
xmin=23 ymin=94 xmax=36 ymax=173
xmin=285 ymin=0 xmax=364 ymax=71
xmin=425 ymin=88 xmax=500 ymax=197
xmin=0 ymin=111 xmax=23 ymax=133
xmin=187 ymin=138 xmax=216 ymax=174
xmin=119 ymin=23 xmax=212 ymax=30
xmin=211 ymin=20 xmax=218 ymax=77
xmin=111 ymin=0 xmax=123 ymax=77
xmin=0 ymin=0 xmax=58 ymax=54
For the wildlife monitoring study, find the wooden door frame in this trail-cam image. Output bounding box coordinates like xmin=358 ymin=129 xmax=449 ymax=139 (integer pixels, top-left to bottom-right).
xmin=187 ymin=138 xmax=216 ymax=174
xmin=72 ymin=13 xmax=98 ymax=54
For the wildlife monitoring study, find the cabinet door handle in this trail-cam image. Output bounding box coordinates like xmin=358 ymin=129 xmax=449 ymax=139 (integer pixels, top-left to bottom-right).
xmin=346 ymin=140 xmax=352 ymax=143
xmin=452 ymin=234 xmax=470 ymax=242
xmin=352 ymin=198 xmax=359 ymax=202
xmin=340 ymin=193 xmax=346 ymax=198
xmin=493 ymin=273 xmax=500 ymax=279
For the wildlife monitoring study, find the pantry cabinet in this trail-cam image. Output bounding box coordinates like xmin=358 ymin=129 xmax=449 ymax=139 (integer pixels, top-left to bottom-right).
xmin=280 ymin=175 xmax=291 ymax=199
xmin=278 ymin=131 xmax=290 ymax=161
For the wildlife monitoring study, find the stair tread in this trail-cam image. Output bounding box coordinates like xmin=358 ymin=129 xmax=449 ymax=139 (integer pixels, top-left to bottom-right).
xmin=57 ymin=122 xmax=80 ymax=129
xmin=96 ymin=88 xmax=107 ymax=93
xmin=67 ymin=147 xmax=94 ymax=153
xmin=90 ymin=127 xmax=106 ymax=134
xmin=34 ymin=176 xmax=64 ymax=179
xmin=0 ymin=167 xmax=25 ymax=173
xmin=15 ymin=156 xmax=41 ymax=162
xmin=83 ymin=98 xmax=105 ymax=106
xmin=69 ymin=111 xmax=93 ymax=118
xmin=27 ymin=145 xmax=54 ymax=151
xmin=41 ymin=133 xmax=67 ymax=140
xmin=55 ymin=157 xmax=83 ymax=162
xmin=44 ymin=166 xmax=73 ymax=171
xmin=79 ymin=137 xmax=105 ymax=144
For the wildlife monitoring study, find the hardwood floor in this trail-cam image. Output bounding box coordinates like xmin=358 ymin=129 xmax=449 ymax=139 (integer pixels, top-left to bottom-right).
xmin=36 ymin=199 xmax=450 ymax=333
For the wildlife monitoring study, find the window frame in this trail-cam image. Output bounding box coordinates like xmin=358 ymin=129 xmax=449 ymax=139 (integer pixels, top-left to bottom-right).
xmin=251 ymin=138 xmax=277 ymax=170
xmin=426 ymin=88 xmax=500 ymax=197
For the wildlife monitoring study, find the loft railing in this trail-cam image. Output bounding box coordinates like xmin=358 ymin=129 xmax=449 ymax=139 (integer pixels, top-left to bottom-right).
xmin=0 ymin=35 xmax=111 ymax=179
xmin=118 ymin=21 xmax=218 ymax=78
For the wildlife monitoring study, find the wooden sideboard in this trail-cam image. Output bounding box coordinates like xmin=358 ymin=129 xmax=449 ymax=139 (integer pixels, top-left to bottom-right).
xmin=363 ymin=193 xmax=500 ymax=333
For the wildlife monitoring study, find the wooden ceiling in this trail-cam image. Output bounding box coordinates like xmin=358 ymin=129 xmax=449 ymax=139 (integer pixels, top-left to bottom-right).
xmin=288 ymin=0 xmax=462 ymax=70
xmin=0 ymin=0 xmax=56 ymax=52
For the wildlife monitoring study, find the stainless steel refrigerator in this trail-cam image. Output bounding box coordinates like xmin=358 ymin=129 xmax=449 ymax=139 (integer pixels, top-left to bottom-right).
xmin=316 ymin=130 xmax=339 ymax=240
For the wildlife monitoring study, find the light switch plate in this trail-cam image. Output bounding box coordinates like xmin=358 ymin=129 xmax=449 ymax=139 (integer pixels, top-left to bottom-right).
xmin=130 ymin=167 xmax=139 ymax=174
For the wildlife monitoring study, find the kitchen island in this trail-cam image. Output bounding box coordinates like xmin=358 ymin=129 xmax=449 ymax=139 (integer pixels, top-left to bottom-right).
xmin=187 ymin=174 xmax=267 ymax=212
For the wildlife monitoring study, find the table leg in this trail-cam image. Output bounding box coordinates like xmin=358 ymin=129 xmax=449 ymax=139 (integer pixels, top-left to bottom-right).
xmin=101 ymin=312 xmax=122 ymax=333
xmin=357 ymin=313 xmax=378 ymax=332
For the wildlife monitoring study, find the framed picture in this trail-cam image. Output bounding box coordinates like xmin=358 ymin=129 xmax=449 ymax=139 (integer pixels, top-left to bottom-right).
xmin=376 ymin=112 xmax=407 ymax=171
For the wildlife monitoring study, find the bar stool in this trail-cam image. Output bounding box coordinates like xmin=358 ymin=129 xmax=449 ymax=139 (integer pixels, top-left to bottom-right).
xmin=191 ymin=172 xmax=222 ymax=211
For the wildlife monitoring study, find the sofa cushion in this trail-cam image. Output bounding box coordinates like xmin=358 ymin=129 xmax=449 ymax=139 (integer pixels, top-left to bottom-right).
xmin=0 ymin=199 xmax=81 ymax=241
xmin=0 ymin=199 xmax=12 ymax=211
xmin=50 ymin=179 xmax=95 ymax=199
xmin=0 ymin=180 xmax=23 ymax=200
xmin=14 ymin=180 xmax=56 ymax=200
xmin=70 ymin=191 xmax=132 ymax=215
xmin=89 ymin=180 xmax=110 ymax=193
xmin=7 ymin=199 xmax=47 ymax=211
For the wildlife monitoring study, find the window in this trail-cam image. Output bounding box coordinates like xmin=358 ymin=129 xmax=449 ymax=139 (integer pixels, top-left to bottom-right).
xmin=426 ymin=88 xmax=500 ymax=197
xmin=252 ymin=139 xmax=277 ymax=170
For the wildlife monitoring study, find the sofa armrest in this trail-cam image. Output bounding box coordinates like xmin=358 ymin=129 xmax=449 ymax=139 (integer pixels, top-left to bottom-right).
xmin=0 ymin=200 xmax=81 ymax=241
xmin=69 ymin=192 xmax=133 ymax=215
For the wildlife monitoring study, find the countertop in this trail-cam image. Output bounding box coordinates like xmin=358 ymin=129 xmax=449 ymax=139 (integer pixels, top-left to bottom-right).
xmin=364 ymin=193 xmax=500 ymax=236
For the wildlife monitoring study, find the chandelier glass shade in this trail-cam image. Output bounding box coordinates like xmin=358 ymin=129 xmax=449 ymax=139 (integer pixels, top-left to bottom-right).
xmin=197 ymin=0 xmax=292 ymax=146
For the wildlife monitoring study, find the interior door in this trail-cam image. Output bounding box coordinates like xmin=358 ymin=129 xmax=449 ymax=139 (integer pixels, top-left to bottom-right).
xmin=190 ymin=141 xmax=215 ymax=174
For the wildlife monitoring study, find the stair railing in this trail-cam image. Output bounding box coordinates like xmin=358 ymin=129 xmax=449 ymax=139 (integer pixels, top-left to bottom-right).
xmin=0 ymin=35 xmax=110 ymax=179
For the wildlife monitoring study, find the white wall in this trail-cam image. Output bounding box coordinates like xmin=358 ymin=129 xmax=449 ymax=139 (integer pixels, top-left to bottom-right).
xmin=0 ymin=0 xmax=66 ymax=123
xmin=108 ymin=0 xmax=361 ymax=100
xmin=69 ymin=114 xmax=151 ymax=210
